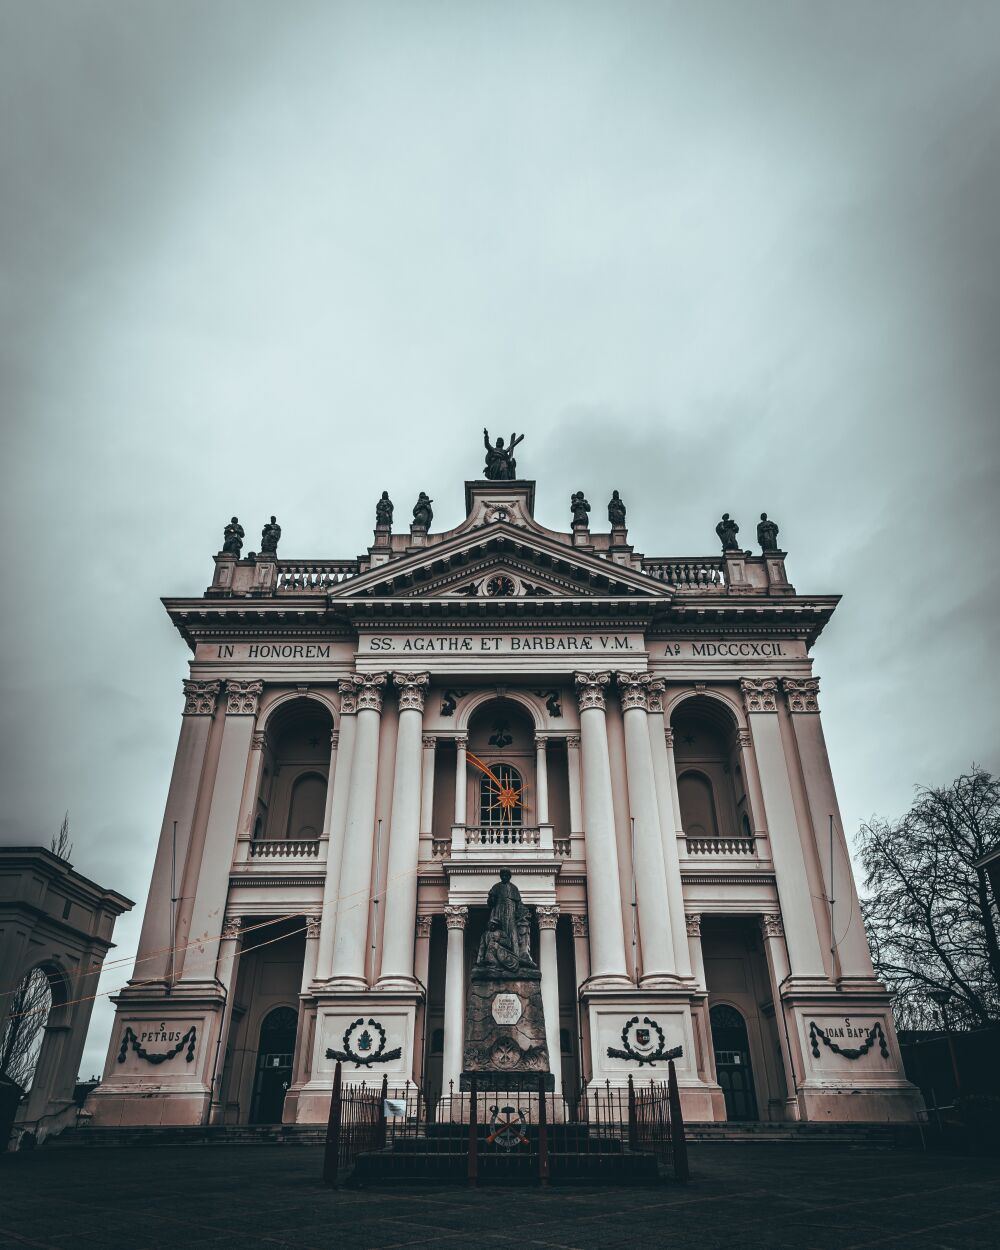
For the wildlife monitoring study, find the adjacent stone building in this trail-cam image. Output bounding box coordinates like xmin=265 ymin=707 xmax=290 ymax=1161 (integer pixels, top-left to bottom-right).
xmin=88 ymin=459 xmax=922 ymax=1126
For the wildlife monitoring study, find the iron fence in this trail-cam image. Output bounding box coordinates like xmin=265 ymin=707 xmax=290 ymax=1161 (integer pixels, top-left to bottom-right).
xmin=323 ymin=1059 xmax=688 ymax=1186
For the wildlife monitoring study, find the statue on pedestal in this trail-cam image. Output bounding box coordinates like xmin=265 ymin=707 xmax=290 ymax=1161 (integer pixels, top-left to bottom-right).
xmin=608 ymin=490 xmax=627 ymax=527
xmin=260 ymin=515 xmax=281 ymax=555
xmin=222 ymin=517 xmax=244 ymax=556
xmin=570 ymin=491 xmax=591 ymax=527
xmin=716 ymin=513 xmax=740 ymax=552
xmin=475 ymin=869 xmax=537 ymax=975
xmin=757 ymin=512 xmax=780 ymax=552
xmin=375 ymin=491 xmax=394 ymax=528
xmin=412 ymin=492 xmax=434 ymax=528
xmin=483 ymin=429 xmax=525 ymax=480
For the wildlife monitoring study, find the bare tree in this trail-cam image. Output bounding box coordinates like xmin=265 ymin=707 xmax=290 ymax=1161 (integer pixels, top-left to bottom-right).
xmin=859 ymin=766 xmax=1000 ymax=1030
xmin=0 ymin=968 xmax=53 ymax=1091
xmin=50 ymin=811 xmax=72 ymax=861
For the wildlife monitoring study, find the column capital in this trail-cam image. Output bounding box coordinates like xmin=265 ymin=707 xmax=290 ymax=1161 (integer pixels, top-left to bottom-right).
xmin=566 ymin=734 xmax=581 ymax=749
xmin=354 ymin=672 xmax=388 ymax=713
xmin=225 ymin=679 xmax=263 ymax=716
xmin=645 ymin=677 xmax=666 ymax=714
xmin=685 ymin=913 xmax=702 ymax=937
xmin=536 ymin=905 xmax=560 ymax=930
xmin=415 ymin=915 xmax=434 ymax=938
xmin=534 ymin=732 xmax=552 ymax=749
xmin=663 ymin=726 xmax=675 ymax=748
xmin=330 ymin=729 xmax=340 ymax=750
xmin=453 ymin=734 xmax=468 ymax=748
xmin=305 ymin=916 xmax=322 ymax=940
xmin=781 ymin=677 xmax=821 ymax=713
xmin=574 ymin=671 xmax=611 ymax=711
xmin=422 ymin=734 xmax=437 ymax=750
xmin=182 ymin=679 xmax=221 ymax=716
xmin=444 ymin=905 xmax=468 ymax=930
xmin=251 ymin=730 xmax=266 ymax=751
xmin=760 ymin=913 xmax=785 ymax=939
xmin=338 ymin=678 xmax=359 ymax=715
xmin=737 ymin=727 xmax=753 ymax=749
xmin=221 ymin=916 xmax=243 ymax=940
xmin=570 ymin=914 xmax=589 ymax=938
xmin=393 ymin=670 xmax=431 ymax=712
xmin=615 ymin=670 xmax=652 ymax=712
xmin=740 ymin=677 xmax=778 ymax=714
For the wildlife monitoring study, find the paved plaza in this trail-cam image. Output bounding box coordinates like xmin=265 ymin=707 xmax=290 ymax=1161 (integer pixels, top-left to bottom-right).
xmin=1 ymin=1143 xmax=998 ymax=1250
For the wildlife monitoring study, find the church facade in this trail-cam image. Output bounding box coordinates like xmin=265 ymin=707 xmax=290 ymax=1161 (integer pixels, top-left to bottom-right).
xmin=89 ymin=451 xmax=922 ymax=1127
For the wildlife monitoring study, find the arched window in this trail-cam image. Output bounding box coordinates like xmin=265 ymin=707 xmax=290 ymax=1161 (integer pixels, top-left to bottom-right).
xmin=479 ymin=764 xmax=523 ymax=827
xmin=0 ymin=966 xmax=54 ymax=1093
xmin=286 ymin=772 xmax=326 ymax=840
xmin=678 ymin=771 xmax=719 ymax=840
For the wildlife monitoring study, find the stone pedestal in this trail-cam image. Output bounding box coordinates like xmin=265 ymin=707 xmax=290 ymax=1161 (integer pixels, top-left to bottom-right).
xmin=461 ymin=973 xmax=553 ymax=1089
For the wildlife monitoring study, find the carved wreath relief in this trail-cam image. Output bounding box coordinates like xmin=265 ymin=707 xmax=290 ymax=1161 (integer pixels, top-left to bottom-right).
xmin=606 ymin=1015 xmax=683 ymax=1067
xmin=326 ymin=1017 xmax=402 ymax=1069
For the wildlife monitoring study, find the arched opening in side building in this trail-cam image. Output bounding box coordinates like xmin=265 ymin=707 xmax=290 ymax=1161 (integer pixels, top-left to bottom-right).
xmin=671 ymin=696 xmax=755 ymax=848
xmin=250 ymin=1006 xmax=299 ymax=1124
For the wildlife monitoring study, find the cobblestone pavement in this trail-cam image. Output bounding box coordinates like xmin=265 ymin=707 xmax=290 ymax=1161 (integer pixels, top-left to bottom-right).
xmin=1 ymin=1142 xmax=999 ymax=1250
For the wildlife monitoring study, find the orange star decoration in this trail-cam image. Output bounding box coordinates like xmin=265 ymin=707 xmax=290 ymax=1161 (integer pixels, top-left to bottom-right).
xmin=467 ymin=750 xmax=522 ymax=822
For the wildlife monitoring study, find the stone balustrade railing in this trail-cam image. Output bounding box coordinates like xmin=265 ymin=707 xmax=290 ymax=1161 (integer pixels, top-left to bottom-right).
xmin=685 ymin=836 xmax=756 ymax=856
xmin=248 ymin=838 xmax=322 ymax=858
xmin=466 ymin=825 xmax=541 ymax=848
xmin=643 ymin=558 xmax=726 ymax=589
xmin=275 ymin=561 xmax=359 ymax=593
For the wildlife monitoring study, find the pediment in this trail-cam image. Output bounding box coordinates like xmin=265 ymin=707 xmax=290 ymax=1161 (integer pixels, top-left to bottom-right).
xmin=330 ymin=524 xmax=672 ymax=601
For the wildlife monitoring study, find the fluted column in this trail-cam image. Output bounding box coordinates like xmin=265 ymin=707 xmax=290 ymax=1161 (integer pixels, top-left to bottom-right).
xmin=135 ymin=680 xmax=219 ymax=982
xmin=315 ymin=683 xmax=358 ymax=981
xmin=453 ymin=735 xmax=467 ymax=825
xmin=646 ymin=682 xmax=693 ymax=979
xmin=329 ymin=673 xmax=388 ymax=988
xmin=378 ymin=672 xmax=431 ymax=989
xmin=182 ymin=680 xmax=263 ymax=982
xmin=566 ymin=734 xmax=583 ymax=835
xmin=780 ymin=678 xmax=874 ymax=981
xmin=574 ymin=672 xmax=629 ymax=987
xmin=209 ymin=916 xmax=244 ymax=1123
xmin=535 ymin=735 xmax=550 ymax=824
xmin=419 ymin=735 xmax=437 ymax=835
xmin=537 ymin=906 xmax=562 ymax=1096
xmin=759 ymin=913 xmax=800 ymax=1118
xmin=617 ymin=673 xmax=676 ymax=985
xmin=740 ymin=679 xmax=826 ymax=981
xmin=442 ymin=905 xmax=468 ymax=1091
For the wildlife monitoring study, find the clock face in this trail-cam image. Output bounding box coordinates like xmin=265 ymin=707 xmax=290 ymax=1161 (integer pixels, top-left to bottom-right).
xmin=485 ymin=575 xmax=517 ymax=598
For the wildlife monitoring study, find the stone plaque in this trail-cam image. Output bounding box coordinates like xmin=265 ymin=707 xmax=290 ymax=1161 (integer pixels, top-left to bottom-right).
xmin=491 ymin=993 xmax=523 ymax=1026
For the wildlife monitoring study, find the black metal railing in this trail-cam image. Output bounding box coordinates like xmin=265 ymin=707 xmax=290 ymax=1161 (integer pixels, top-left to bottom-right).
xmin=322 ymin=1060 xmax=688 ymax=1186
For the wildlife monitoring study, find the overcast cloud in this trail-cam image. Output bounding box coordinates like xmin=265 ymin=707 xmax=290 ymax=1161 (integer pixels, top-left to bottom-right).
xmin=1 ymin=0 xmax=998 ymax=1076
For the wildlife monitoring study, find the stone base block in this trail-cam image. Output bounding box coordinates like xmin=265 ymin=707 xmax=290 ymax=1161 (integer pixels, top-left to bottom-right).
xmin=463 ymin=976 xmax=550 ymax=1079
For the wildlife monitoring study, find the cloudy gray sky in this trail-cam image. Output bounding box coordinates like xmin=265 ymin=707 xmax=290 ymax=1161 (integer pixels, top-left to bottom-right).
xmin=2 ymin=1 xmax=998 ymax=1076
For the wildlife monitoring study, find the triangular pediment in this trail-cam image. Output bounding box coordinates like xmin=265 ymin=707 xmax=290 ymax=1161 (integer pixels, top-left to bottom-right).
xmin=330 ymin=523 xmax=672 ymax=601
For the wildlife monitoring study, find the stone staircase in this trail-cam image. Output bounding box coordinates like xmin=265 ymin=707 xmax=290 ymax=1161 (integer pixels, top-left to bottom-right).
xmin=684 ymin=1121 xmax=921 ymax=1146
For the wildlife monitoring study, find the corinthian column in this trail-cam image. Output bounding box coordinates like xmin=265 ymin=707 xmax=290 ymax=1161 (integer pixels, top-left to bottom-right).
xmin=646 ymin=681 xmax=693 ymax=979
xmin=378 ymin=672 xmax=431 ymax=990
xmin=536 ymin=905 xmax=563 ymax=1096
xmin=135 ymin=679 xmax=220 ymax=983
xmin=574 ymin=672 xmax=629 ymax=987
xmin=780 ymin=678 xmax=874 ymax=982
xmin=329 ymin=672 xmax=388 ymax=988
xmin=315 ymin=682 xmax=358 ymax=981
xmin=442 ymin=905 xmax=468 ymax=1091
xmin=616 ymin=673 xmax=676 ymax=984
xmin=740 ymin=678 xmax=826 ymax=981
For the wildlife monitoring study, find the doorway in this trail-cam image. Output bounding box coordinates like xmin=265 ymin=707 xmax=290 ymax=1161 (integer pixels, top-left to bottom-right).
xmin=710 ymin=1004 xmax=759 ymax=1120
xmin=250 ymin=1006 xmax=298 ymax=1123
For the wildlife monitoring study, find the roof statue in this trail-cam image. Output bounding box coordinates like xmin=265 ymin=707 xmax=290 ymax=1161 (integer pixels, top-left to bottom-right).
xmin=260 ymin=515 xmax=281 ymax=555
xmin=608 ymin=490 xmax=626 ymax=527
xmin=375 ymin=491 xmax=394 ymax=528
xmin=483 ymin=428 xmax=524 ymax=480
xmin=412 ymin=491 xmax=434 ymax=529
xmin=757 ymin=512 xmax=780 ymax=553
xmin=570 ymin=491 xmax=591 ymax=527
xmin=716 ymin=512 xmax=740 ymax=552
xmin=221 ymin=516 xmax=244 ymax=556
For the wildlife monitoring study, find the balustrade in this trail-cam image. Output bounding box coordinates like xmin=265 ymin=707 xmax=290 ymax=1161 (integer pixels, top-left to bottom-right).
xmin=684 ymin=836 xmax=756 ymax=856
xmin=248 ymin=838 xmax=322 ymax=858
xmin=275 ymin=561 xmax=359 ymax=592
xmin=642 ymin=558 xmax=725 ymax=589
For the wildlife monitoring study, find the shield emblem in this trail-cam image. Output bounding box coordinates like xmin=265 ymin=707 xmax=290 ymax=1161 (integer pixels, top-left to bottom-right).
xmin=635 ymin=1028 xmax=651 ymax=1047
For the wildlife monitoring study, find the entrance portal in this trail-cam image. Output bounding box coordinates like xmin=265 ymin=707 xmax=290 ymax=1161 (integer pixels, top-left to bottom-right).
xmin=710 ymin=1004 xmax=758 ymax=1121
xmin=251 ymin=1007 xmax=298 ymax=1124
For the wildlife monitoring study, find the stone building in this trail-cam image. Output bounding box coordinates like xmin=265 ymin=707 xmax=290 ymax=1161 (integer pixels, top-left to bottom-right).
xmin=88 ymin=459 xmax=921 ymax=1126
